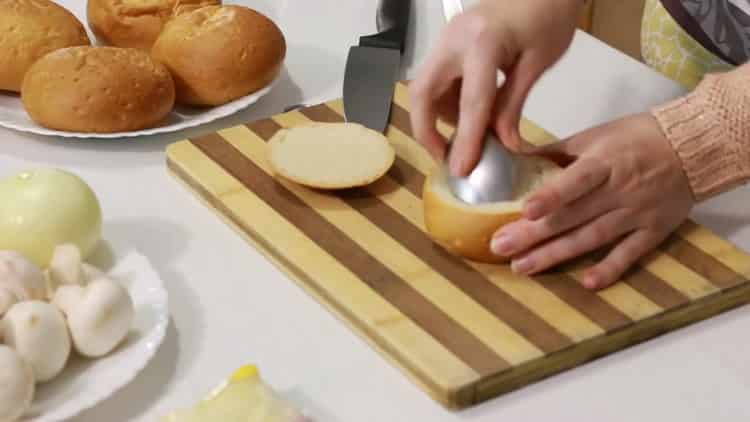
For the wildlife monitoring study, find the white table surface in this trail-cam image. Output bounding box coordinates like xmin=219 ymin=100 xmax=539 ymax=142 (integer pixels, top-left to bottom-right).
xmin=2 ymin=1 xmax=749 ymax=421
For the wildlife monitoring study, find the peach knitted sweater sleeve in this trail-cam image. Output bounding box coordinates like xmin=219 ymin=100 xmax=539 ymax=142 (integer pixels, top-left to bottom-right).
xmin=651 ymin=63 xmax=750 ymax=202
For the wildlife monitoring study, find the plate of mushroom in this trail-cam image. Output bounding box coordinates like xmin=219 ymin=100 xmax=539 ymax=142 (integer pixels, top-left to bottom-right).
xmin=0 ymin=245 xmax=170 ymax=422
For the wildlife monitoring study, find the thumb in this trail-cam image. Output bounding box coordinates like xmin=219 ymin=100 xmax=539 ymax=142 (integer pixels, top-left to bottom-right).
xmin=492 ymin=52 xmax=549 ymax=153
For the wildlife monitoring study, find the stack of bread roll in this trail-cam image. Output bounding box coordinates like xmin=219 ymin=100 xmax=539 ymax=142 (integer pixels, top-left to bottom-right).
xmin=0 ymin=0 xmax=286 ymax=133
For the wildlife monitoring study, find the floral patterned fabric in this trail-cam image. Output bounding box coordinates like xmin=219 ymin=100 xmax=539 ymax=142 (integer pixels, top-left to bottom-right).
xmin=640 ymin=0 xmax=748 ymax=88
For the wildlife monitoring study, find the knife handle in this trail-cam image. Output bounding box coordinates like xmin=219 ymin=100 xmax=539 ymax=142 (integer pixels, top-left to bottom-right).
xmin=359 ymin=0 xmax=411 ymax=53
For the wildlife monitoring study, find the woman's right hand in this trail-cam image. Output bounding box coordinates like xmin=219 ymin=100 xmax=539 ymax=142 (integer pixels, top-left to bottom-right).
xmin=409 ymin=0 xmax=583 ymax=176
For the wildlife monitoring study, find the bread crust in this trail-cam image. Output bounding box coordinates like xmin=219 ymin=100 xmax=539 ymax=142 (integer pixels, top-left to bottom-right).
xmin=151 ymin=5 xmax=286 ymax=106
xmin=21 ymin=46 xmax=175 ymax=133
xmin=0 ymin=0 xmax=90 ymax=92
xmin=423 ymin=157 xmax=561 ymax=263
xmin=86 ymin=0 xmax=221 ymax=50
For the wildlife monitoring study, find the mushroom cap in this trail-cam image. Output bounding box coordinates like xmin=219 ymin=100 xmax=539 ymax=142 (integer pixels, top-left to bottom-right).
xmin=0 ymin=345 xmax=35 ymax=422
xmin=2 ymin=301 xmax=71 ymax=383
xmin=0 ymin=251 xmax=46 ymax=302
xmin=53 ymin=278 xmax=134 ymax=357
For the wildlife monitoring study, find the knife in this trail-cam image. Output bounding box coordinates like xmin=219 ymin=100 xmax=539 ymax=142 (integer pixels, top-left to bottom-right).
xmin=343 ymin=0 xmax=411 ymax=133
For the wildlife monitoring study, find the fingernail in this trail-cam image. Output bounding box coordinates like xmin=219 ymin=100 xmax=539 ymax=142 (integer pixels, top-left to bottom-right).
xmin=491 ymin=233 xmax=514 ymax=255
xmin=583 ymin=273 xmax=600 ymax=289
xmin=511 ymin=257 xmax=534 ymax=274
xmin=525 ymin=200 xmax=544 ymax=219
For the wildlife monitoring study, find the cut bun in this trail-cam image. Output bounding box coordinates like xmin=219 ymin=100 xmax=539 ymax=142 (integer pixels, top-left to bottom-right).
xmin=86 ymin=0 xmax=221 ymax=50
xmin=268 ymin=123 xmax=396 ymax=189
xmin=423 ymin=154 xmax=561 ymax=263
xmin=21 ymin=46 xmax=175 ymax=133
xmin=151 ymin=5 xmax=286 ymax=106
xmin=0 ymin=0 xmax=90 ymax=92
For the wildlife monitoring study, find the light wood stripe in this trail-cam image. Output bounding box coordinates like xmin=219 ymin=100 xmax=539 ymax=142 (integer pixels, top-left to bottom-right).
xmin=640 ymin=252 xmax=720 ymax=300
xmin=298 ymin=105 xmax=617 ymax=345
xmin=166 ymin=141 xmax=481 ymax=398
xmin=190 ymin=132 xmax=507 ymax=377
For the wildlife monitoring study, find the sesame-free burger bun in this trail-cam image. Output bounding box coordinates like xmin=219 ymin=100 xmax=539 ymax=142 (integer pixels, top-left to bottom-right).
xmin=151 ymin=5 xmax=286 ymax=106
xmin=0 ymin=0 xmax=90 ymax=92
xmin=21 ymin=46 xmax=176 ymax=133
xmin=86 ymin=0 xmax=221 ymax=50
xmin=423 ymin=154 xmax=561 ymax=264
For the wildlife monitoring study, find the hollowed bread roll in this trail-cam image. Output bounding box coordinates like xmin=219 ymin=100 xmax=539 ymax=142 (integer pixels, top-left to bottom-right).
xmin=423 ymin=154 xmax=561 ymax=263
xmin=0 ymin=0 xmax=90 ymax=92
xmin=21 ymin=46 xmax=175 ymax=133
xmin=86 ymin=0 xmax=221 ymax=50
xmin=151 ymin=5 xmax=286 ymax=106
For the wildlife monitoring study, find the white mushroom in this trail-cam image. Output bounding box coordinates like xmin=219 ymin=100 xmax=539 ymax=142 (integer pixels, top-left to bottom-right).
xmin=0 ymin=345 xmax=35 ymax=422
xmin=0 ymin=289 xmax=17 ymax=318
xmin=53 ymin=278 xmax=134 ymax=358
xmin=0 ymin=251 xmax=46 ymax=316
xmin=47 ymin=243 xmax=84 ymax=292
xmin=2 ymin=301 xmax=71 ymax=383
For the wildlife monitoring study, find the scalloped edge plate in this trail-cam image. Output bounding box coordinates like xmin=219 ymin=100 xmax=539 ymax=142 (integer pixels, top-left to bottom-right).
xmin=21 ymin=249 xmax=170 ymax=422
xmin=0 ymin=78 xmax=277 ymax=140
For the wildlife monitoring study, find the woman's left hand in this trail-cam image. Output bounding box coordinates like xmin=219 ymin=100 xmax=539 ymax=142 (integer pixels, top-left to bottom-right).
xmin=490 ymin=112 xmax=696 ymax=289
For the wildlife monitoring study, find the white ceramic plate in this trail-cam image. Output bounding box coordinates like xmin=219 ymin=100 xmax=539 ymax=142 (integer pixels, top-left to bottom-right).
xmin=0 ymin=0 xmax=280 ymax=139
xmin=21 ymin=250 xmax=170 ymax=422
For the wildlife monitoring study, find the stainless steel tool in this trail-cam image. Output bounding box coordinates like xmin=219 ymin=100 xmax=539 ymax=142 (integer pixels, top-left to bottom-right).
xmin=441 ymin=0 xmax=518 ymax=205
xmin=444 ymin=131 xmax=520 ymax=204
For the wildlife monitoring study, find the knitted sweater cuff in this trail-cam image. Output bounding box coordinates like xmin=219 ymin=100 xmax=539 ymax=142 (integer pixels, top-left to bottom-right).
xmin=651 ymin=71 xmax=750 ymax=202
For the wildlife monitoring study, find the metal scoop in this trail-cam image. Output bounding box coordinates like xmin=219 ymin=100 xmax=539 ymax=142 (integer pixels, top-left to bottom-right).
xmin=445 ymin=131 xmax=519 ymax=204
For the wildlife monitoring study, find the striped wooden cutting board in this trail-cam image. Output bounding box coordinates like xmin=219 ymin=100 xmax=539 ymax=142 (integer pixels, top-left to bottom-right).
xmin=166 ymin=82 xmax=750 ymax=409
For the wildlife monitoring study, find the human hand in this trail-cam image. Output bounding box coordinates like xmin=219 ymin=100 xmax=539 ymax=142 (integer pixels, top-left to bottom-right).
xmin=409 ymin=0 xmax=583 ymax=176
xmin=490 ymin=113 xmax=695 ymax=289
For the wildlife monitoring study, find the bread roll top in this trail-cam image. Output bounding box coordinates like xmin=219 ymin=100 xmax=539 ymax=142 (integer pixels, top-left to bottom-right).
xmin=21 ymin=46 xmax=175 ymax=133
xmin=151 ymin=5 xmax=286 ymax=106
xmin=0 ymin=0 xmax=90 ymax=92
xmin=86 ymin=0 xmax=221 ymax=50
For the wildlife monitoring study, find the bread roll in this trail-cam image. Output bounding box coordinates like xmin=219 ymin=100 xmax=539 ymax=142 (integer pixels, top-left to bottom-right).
xmin=423 ymin=155 xmax=560 ymax=263
xmin=268 ymin=123 xmax=396 ymax=189
xmin=0 ymin=0 xmax=90 ymax=92
xmin=21 ymin=46 xmax=175 ymax=133
xmin=151 ymin=5 xmax=286 ymax=106
xmin=86 ymin=0 xmax=221 ymax=50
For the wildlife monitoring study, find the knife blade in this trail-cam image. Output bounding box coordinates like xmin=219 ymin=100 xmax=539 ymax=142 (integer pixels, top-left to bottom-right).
xmin=343 ymin=0 xmax=411 ymax=133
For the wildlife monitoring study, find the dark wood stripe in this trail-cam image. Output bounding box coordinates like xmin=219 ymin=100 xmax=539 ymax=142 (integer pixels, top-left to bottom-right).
xmin=662 ymin=233 xmax=747 ymax=289
xmin=390 ymin=102 xmax=414 ymax=137
xmin=297 ymin=104 xmax=573 ymax=352
xmin=297 ymin=103 xmax=341 ymax=123
xmin=246 ymin=118 xmax=282 ymax=141
xmin=298 ymin=104 xmax=425 ymax=197
xmin=534 ymin=273 xmax=632 ymax=331
xmin=624 ymin=268 xmax=690 ymax=309
xmin=585 ymin=241 xmax=692 ymax=311
xmin=191 ymin=132 xmax=510 ymax=376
